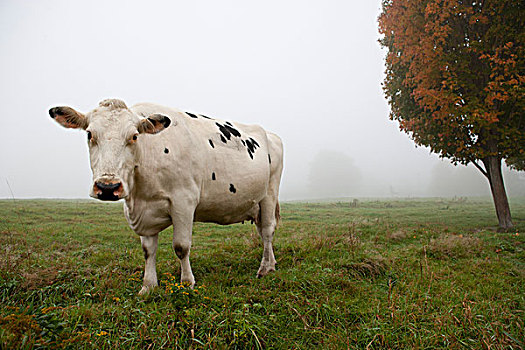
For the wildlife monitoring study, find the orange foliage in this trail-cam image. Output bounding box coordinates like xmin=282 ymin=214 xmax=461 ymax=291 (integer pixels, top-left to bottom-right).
xmin=379 ymin=0 xmax=524 ymax=168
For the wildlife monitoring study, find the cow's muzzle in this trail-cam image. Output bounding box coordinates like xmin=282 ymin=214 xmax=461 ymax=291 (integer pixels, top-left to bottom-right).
xmin=93 ymin=181 xmax=124 ymax=201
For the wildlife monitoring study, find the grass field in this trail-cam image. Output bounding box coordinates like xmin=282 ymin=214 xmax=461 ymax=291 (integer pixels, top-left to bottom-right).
xmin=0 ymin=198 xmax=524 ymax=349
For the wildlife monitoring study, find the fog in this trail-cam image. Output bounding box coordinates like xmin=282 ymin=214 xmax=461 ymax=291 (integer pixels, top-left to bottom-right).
xmin=0 ymin=0 xmax=523 ymax=200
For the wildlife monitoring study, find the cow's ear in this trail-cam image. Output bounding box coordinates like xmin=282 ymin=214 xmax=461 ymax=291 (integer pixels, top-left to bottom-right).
xmin=137 ymin=114 xmax=171 ymax=134
xmin=49 ymin=106 xmax=88 ymax=129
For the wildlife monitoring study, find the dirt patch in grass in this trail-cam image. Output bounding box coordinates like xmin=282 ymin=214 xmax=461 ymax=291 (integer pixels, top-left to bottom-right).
xmin=20 ymin=267 xmax=68 ymax=290
xmin=426 ymin=235 xmax=485 ymax=260
xmin=387 ymin=229 xmax=407 ymax=241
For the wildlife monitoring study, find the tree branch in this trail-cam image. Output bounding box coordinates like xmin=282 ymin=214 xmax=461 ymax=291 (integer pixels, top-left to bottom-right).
xmin=471 ymin=160 xmax=489 ymax=178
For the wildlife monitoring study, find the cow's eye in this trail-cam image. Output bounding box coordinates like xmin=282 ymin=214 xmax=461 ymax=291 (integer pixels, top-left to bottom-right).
xmin=87 ymin=131 xmax=92 ymax=141
xmin=129 ymin=134 xmax=138 ymax=144
xmin=132 ymin=134 xmax=137 ymax=141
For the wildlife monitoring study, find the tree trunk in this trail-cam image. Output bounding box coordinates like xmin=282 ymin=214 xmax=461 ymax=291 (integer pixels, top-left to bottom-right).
xmin=482 ymin=156 xmax=514 ymax=231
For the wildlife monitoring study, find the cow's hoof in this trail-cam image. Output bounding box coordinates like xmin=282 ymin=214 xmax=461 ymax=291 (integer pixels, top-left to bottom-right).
xmin=181 ymin=281 xmax=195 ymax=289
xmin=181 ymin=274 xmax=195 ymax=289
xmin=138 ymin=285 xmax=155 ymax=295
xmin=256 ymin=265 xmax=276 ymax=278
xmin=181 ymin=278 xmax=195 ymax=289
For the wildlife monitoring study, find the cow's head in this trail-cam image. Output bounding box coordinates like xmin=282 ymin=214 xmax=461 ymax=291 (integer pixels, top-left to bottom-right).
xmin=49 ymin=99 xmax=170 ymax=201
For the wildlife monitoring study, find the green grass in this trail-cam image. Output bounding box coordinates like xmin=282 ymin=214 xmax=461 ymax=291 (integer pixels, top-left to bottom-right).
xmin=0 ymin=197 xmax=523 ymax=349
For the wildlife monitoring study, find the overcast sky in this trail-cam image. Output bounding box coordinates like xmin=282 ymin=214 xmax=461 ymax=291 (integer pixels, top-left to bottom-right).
xmin=0 ymin=0 xmax=522 ymax=200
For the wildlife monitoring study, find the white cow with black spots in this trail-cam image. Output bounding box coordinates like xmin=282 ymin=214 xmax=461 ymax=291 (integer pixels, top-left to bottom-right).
xmin=49 ymin=99 xmax=283 ymax=294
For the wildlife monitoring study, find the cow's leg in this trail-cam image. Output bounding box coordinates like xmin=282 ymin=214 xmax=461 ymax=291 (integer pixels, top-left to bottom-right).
xmin=256 ymin=132 xmax=283 ymax=278
xmin=256 ymin=196 xmax=278 ymax=278
xmin=139 ymin=234 xmax=159 ymax=295
xmin=172 ymin=216 xmax=195 ymax=288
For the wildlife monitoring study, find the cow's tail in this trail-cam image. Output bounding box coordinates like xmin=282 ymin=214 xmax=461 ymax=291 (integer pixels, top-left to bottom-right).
xmin=275 ymin=201 xmax=281 ymax=228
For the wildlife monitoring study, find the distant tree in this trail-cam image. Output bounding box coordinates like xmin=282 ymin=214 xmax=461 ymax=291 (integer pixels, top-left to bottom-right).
xmin=308 ymin=150 xmax=362 ymax=198
xmin=428 ymin=162 xmax=490 ymax=197
xmin=503 ymin=167 xmax=525 ymax=196
xmin=379 ymin=0 xmax=524 ymax=230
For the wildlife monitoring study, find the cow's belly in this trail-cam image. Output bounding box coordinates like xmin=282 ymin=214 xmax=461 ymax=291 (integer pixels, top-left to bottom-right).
xmin=194 ymin=162 xmax=269 ymax=224
xmin=194 ymin=201 xmax=261 ymax=225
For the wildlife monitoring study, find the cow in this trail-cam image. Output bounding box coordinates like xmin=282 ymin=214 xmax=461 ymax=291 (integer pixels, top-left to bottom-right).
xmin=49 ymin=99 xmax=283 ymax=294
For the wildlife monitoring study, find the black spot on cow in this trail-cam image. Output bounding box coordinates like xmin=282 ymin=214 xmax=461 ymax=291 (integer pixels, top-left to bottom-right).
xmin=229 ymin=184 xmax=237 ymax=193
xmin=164 ymin=148 xmax=169 ymax=154
xmin=220 ymin=135 xmax=227 ymax=143
xmin=226 ymin=121 xmax=233 ymax=126
xmin=201 ymin=114 xmax=212 ymax=120
xmin=212 ymin=172 xmax=216 ymax=180
xmin=186 ymin=112 xmax=198 ymax=119
xmin=216 ymin=122 xmax=231 ymax=140
xmin=268 ymin=154 xmax=271 ymax=164
xmin=209 ymin=139 xmax=214 ymax=148
xmin=241 ymin=139 xmax=245 ymax=146
xmin=244 ymin=138 xmax=260 ymax=160
xmin=174 ymin=245 xmax=184 ymax=259
xmin=224 ymin=124 xmax=241 ymax=137
xmin=245 ymin=139 xmax=255 ymax=159
xmin=245 ymin=139 xmax=255 ymax=153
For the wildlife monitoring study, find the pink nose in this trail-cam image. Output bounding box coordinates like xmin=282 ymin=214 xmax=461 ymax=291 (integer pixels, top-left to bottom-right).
xmin=93 ymin=181 xmax=123 ymax=201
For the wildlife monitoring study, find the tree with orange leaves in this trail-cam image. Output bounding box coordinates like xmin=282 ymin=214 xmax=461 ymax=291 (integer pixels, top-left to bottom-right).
xmin=379 ymin=0 xmax=524 ymax=230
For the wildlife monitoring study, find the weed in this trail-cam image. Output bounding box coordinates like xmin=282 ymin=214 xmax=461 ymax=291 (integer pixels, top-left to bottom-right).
xmin=426 ymin=234 xmax=485 ymax=260
xmin=344 ymin=256 xmax=388 ymax=279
